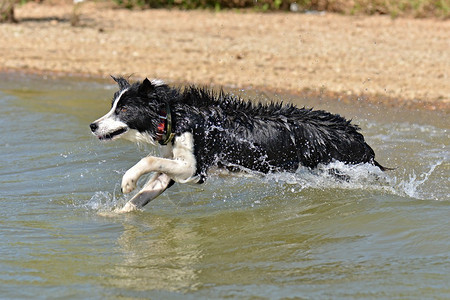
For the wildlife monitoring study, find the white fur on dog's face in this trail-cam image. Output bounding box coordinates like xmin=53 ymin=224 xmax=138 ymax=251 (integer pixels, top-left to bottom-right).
xmin=91 ymin=80 xmax=165 ymax=144
xmin=91 ymin=89 xmax=129 ymax=141
xmin=91 ymin=89 xmax=155 ymax=144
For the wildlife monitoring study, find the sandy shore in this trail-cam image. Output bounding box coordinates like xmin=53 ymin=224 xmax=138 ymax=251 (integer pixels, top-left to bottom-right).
xmin=1 ymin=2 xmax=449 ymax=111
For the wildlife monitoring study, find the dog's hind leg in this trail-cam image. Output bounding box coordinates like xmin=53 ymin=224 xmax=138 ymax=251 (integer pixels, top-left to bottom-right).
xmin=120 ymin=173 xmax=174 ymax=212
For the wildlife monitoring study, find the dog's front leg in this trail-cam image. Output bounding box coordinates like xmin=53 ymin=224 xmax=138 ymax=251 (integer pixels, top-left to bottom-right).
xmin=121 ymin=156 xmax=195 ymax=194
xmin=120 ymin=173 xmax=173 ymax=212
xmin=121 ymin=156 xmax=155 ymax=194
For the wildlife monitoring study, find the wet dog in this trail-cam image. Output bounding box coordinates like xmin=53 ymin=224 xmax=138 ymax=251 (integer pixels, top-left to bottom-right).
xmin=90 ymin=76 xmax=386 ymax=212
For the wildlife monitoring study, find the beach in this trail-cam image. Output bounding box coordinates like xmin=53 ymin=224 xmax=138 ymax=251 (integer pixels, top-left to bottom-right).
xmin=1 ymin=2 xmax=449 ymax=111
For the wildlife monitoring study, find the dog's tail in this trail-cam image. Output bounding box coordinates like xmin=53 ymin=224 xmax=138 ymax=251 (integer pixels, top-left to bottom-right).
xmin=373 ymin=160 xmax=395 ymax=171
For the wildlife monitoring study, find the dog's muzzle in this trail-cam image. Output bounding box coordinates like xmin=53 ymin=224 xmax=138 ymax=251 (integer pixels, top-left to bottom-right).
xmin=89 ymin=122 xmax=127 ymax=141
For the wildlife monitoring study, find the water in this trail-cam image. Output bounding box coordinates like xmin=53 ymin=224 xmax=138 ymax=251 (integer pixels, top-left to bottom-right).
xmin=0 ymin=73 xmax=449 ymax=299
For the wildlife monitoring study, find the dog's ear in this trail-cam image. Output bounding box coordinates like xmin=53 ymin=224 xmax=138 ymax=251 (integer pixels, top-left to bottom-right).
xmin=111 ymin=75 xmax=130 ymax=91
xmin=138 ymin=78 xmax=155 ymax=95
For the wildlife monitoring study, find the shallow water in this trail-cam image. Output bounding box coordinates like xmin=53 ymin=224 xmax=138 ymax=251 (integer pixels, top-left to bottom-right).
xmin=0 ymin=73 xmax=449 ymax=299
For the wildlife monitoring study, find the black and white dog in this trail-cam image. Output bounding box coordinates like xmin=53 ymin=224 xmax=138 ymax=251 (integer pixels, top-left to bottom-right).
xmin=90 ymin=76 xmax=386 ymax=212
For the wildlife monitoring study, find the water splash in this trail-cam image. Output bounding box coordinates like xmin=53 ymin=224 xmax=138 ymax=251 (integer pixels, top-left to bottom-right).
xmin=266 ymin=161 xmax=390 ymax=192
xmin=83 ymin=158 xmax=446 ymax=214
xmin=85 ymin=162 xmax=389 ymax=213
xmin=85 ymin=191 xmax=116 ymax=211
xmin=193 ymin=161 xmax=395 ymax=208
xmin=264 ymin=159 xmax=449 ymax=202
xmin=84 ymin=184 xmax=131 ymax=214
xmin=395 ymin=160 xmax=444 ymax=200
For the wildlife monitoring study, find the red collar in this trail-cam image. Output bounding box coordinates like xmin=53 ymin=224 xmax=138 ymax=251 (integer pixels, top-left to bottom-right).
xmin=155 ymin=103 xmax=175 ymax=145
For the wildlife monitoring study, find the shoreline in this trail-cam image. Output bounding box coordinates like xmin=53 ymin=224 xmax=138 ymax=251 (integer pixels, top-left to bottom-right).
xmin=1 ymin=67 xmax=446 ymax=113
xmin=1 ymin=2 xmax=448 ymax=112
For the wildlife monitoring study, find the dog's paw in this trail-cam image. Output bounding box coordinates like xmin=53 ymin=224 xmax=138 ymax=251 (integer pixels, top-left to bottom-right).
xmin=119 ymin=202 xmax=138 ymax=213
xmin=121 ymin=171 xmax=138 ymax=194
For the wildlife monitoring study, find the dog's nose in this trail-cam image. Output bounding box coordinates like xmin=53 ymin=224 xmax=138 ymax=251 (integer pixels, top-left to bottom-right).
xmin=90 ymin=123 xmax=98 ymax=132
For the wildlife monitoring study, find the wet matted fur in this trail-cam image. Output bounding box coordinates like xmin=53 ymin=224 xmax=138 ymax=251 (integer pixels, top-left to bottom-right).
xmin=90 ymin=77 xmax=386 ymax=211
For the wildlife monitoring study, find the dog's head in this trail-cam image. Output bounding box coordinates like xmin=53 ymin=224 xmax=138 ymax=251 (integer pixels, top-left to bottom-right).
xmin=90 ymin=76 xmax=170 ymax=144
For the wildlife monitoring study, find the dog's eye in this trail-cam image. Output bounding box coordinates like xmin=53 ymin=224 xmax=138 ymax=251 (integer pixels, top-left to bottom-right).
xmin=116 ymin=107 xmax=127 ymax=114
xmin=115 ymin=107 xmax=127 ymax=114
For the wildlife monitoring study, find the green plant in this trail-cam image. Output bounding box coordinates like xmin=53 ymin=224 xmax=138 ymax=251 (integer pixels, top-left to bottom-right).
xmin=0 ymin=0 xmax=16 ymax=23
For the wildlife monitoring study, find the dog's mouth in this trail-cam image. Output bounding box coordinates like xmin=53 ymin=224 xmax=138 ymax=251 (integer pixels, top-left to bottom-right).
xmin=97 ymin=128 xmax=128 ymax=141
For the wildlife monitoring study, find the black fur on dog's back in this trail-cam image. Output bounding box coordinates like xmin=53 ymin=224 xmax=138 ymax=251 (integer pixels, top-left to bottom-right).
xmin=160 ymin=85 xmax=385 ymax=180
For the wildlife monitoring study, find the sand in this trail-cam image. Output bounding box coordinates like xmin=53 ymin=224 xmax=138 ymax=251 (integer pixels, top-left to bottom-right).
xmin=1 ymin=2 xmax=448 ymax=111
